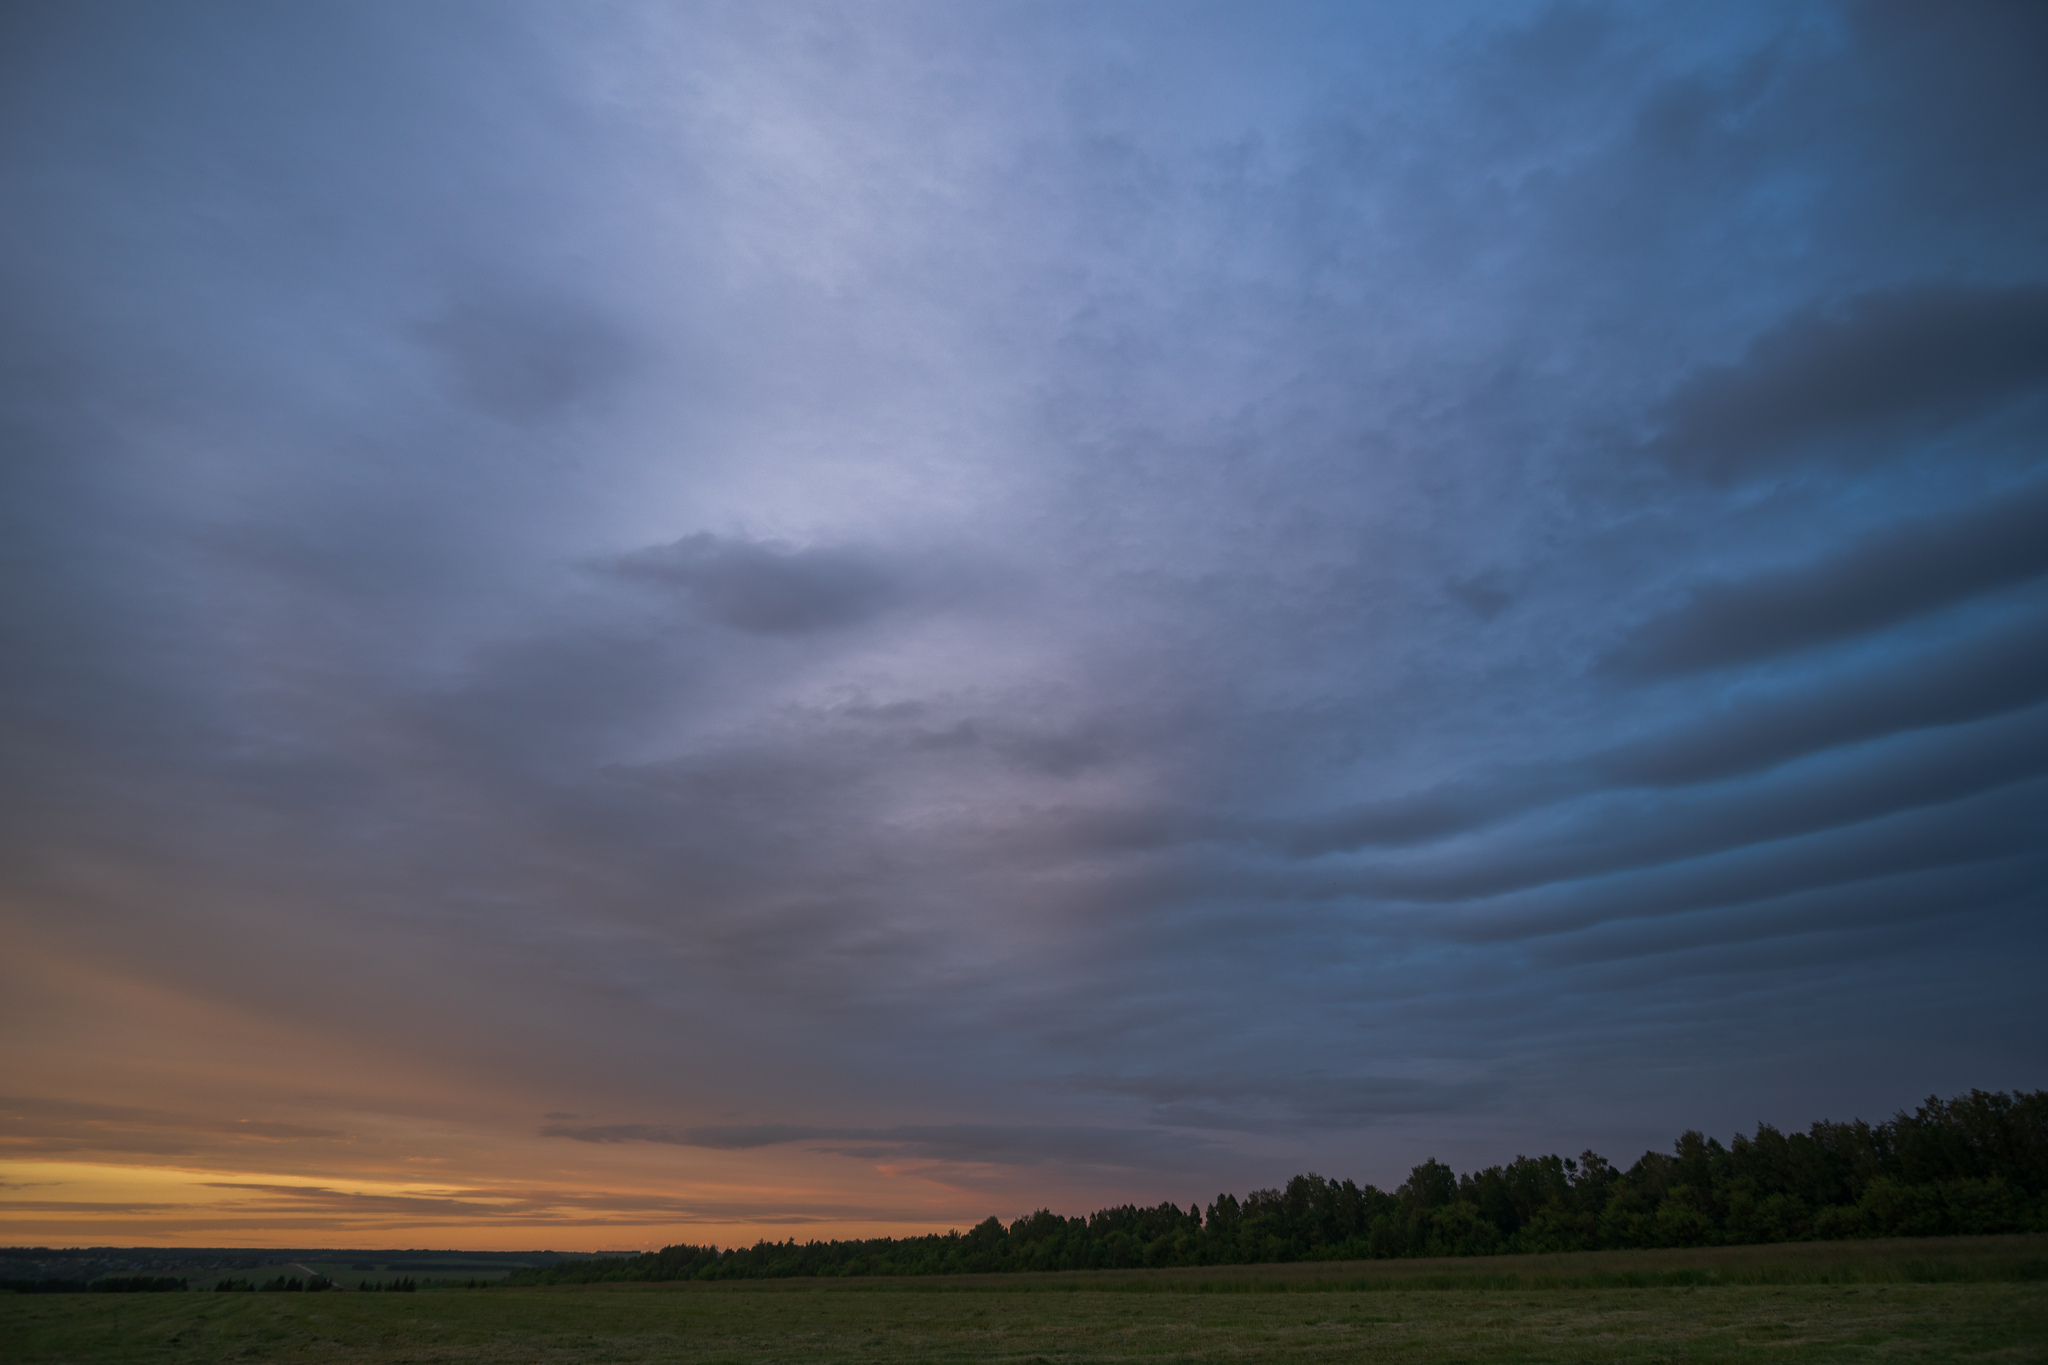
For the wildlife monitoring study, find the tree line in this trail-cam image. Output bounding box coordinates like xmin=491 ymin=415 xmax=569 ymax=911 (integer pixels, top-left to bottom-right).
xmin=506 ymin=1088 xmax=2047 ymax=1285
xmin=4 ymin=1276 xmax=188 ymax=1294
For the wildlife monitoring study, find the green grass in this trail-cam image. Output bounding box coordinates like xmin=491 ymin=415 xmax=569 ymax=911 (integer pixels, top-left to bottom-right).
xmin=6 ymin=1236 xmax=2046 ymax=1363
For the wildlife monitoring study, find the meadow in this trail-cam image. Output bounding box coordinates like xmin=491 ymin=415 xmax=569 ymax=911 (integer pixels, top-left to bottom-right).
xmin=5 ymin=1236 xmax=2044 ymax=1363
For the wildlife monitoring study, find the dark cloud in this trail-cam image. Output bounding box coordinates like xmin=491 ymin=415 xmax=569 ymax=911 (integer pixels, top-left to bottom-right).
xmin=610 ymin=533 xmax=901 ymax=635
xmin=1327 ymin=769 xmax=2048 ymax=916
xmin=807 ymin=1126 xmax=1215 ymax=1170
xmin=1436 ymin=760 xmax=2048 ymax=944
xmin=1607 ymin=480 xmax=2048 ymax=675
xmin=1524 ymin=853 xmax=2046 ymax=968
xmin=1282 ymin=611 xmax=2048 ymax=859
xmin=1595 ymin=614 xmax=2048 ymax=786
xmin=1844 ymin=0 xmax=2048 ymax=221
xmin=1652 ymin=282 xmax=2048 ymax=482
xmin=1088 ymin=1073 xmax=1495 ymax=1132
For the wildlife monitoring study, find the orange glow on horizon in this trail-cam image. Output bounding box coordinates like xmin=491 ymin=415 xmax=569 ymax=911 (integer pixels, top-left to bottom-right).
xmin=2 ymin=931 xmax=1113 ymax=1253
xmin=0 ymin=1159 xmax=1000 ymax=1252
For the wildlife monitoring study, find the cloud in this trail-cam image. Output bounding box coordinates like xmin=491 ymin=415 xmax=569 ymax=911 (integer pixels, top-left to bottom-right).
xmin=172 ymin=1180 xmax=926 ymax=1225
xmin=199 ymin=1182 xmax=506 ymax=1217
xmin=1279 ymin=614 xmax=2048 ymax=860
xmin=1277 ymin=777 xmax=1552 ymax=857
xmin=1843 ymin=0 xmax=2048 ymax=221
xmin=1523 ymin=853 xmax=2046 ymax=968
xmin=0 ymin=1201 xmax=193 ymax=1214
xmin=1345 ymin=725 xmax=2048 ymax=908
xmin=1084 ymin=1073 xmax=1495 ymax=1133
xmin=1445 ymin=572 xmax=1512 ymax=621
xmin=1434 ymin=767 xmax=2048 ymax=946
xmin=419 ymin=291 xmax=639 ymax=424
xmin=1606 ymin=480 xmax=2048 ymax=675
xmin=541 ymin=1122 xmax=1212 ymax=1169
xmin=0 ymin=1096 xmax=346 ymax=1159
xmin=609 ymin=533 xmax=902 ymax=635
xmin=1651 ymin=282 xmax=2048 ymax=481
xmin=1594 ymin=614 xmax=2048 ymax=786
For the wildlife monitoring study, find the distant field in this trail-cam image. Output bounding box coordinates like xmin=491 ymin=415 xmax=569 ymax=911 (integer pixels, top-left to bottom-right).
xmin=186 ymin=1256 xmax=519 ymax=1290
xmin=5 ymin=1236 xmax=2045 ymax=1363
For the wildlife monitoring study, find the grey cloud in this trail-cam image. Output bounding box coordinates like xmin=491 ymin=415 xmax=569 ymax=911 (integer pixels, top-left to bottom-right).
xmin=541 ymin=1121 xmax=1211 ymax=1169
xmin=1652 ymin=282 xmax=2048 ymax=482
xmin=1544 ymin=904 xmax=2038 ymax=1008
xmin=0 ymin=1096 xmax=346 ymax=1160
xmin=1595 ymin=612 xmax=2048 ymax=787
xmin=1607 ymin=481 xmax=2048 ymax=676
xmin=830 ymin=701 xmax=1132 ymax=779
xmin=1445 ymin=572 xmax=1512 ymax=621
xmin=808 ymin=1126 xmax=1214 ymax=1170
xmin=1844 ymin=0 xmax=2048 ymax=222
xmin=1428 ymin=762 xmax=2048 ymax=944
xmin=611 ymin=533 xmax=900 ymax=635
xmin=540 ymin=1122 xmax=813 ymax=1149
xmin=416 ymin=627 xmax=702 ymax=775
xmin=1353 ymin=719 xmax=2048 ymax=907
xmin=1283 ymin=611 xmax=2048 ymax=860
xmin=1280 ymin=777 xmax=1552 ymax=857
xmin=908 ymin=719 xmax=981 ymax=752
xmin=419 ymin=291 xmax=639 ymax=423
xmin=184 ymin=1181 xmax=906 ymax=1224
xmin=1090 ymin=1073 xmax=1494 ymax=1133
xmin=991 ymin=724 xmax=1121 ymax=777
xmin=199 ymin=1183 xmax=511 ymax=1217
xmin=1525 ymin=853 xmax=2046 ymax=969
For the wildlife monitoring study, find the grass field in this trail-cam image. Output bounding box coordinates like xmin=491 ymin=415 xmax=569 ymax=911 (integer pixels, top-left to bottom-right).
xmin=6 ymin=1236 xmax=2045 ymax=1363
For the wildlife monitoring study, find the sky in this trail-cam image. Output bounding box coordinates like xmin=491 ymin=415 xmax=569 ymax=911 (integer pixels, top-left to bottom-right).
xmin=2 ymin=0 xmax=2045 ymax=1252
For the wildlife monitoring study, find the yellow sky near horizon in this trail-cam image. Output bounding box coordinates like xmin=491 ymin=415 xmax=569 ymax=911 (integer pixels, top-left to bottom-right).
xmin=0 ymin=1158 xmax=981 ymax=1252
xmin=1 ymin=926 xmax=1152 ymax=1251
xmin=0 ymin=1075 xmax=1063 ymax=1252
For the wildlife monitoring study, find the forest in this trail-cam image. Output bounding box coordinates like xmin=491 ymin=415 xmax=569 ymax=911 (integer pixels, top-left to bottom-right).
xmin=508 ymin=1088 xmax=2047 ymax=1285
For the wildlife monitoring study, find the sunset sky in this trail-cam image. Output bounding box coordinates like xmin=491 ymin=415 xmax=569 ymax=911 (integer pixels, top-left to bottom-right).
xmin=3 ymin=1 xmax=2045 ymax=1251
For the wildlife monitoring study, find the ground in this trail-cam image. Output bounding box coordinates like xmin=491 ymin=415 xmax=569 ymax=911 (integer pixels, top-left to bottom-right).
xmin=6 ymin=1237 xmax=2045 ymax=1363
